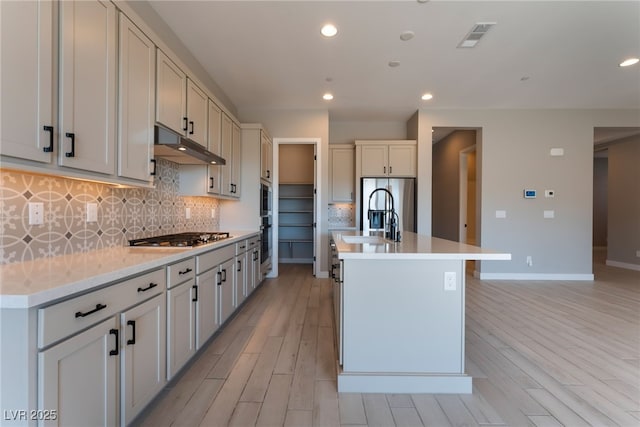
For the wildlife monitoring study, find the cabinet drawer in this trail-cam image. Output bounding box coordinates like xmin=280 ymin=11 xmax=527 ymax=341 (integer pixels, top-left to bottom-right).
xmin=196 ymin=244 xmax=235 ymax=274
xmin=38 ymin=269 xmax=164 ymax=348
xmin=235 ymin=239 xmax=249 ymax=255
xmin=167 ymin=257 xmax=196 ymax=288
xmin=247 ymin=236 xmax=260 ymax=250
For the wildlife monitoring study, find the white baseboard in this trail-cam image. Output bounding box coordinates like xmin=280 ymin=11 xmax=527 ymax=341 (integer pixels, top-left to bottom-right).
xmin=606 ymin=260 xmax=640 ymax=272
xmin=478 ymin=272 xmax=594 ymax=281
xmin=316 ymin=271 xmax=329 ymax=279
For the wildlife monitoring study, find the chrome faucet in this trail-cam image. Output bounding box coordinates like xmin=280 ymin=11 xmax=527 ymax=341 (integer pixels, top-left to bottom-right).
xmin=367 ymin=188 xmax=401 ymax=242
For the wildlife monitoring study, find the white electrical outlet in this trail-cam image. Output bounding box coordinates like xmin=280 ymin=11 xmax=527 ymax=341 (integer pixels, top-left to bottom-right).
xmin=185 ymin=207 xmax=191 ymax=219
xmin=211 ymin=208 xmax=215 ymax=219
xmin=28 ymin=202 xmax=44 ymax=225
xmin=526 ymin=256 xmax=533 ymax=267
xmin=86 ymin=203 xmax=98 ymax=222
xmin=444 ymin=272 xmax=456 ymax=291
xmin=543 ymin=210 xmax=555 ymax=219
xmin=495 ymin=210 xmax=507 ymax=219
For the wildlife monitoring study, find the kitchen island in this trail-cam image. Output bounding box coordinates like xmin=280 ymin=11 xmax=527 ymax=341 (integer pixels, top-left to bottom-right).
xmin=330 ymin=231 xmax=510 ymax=393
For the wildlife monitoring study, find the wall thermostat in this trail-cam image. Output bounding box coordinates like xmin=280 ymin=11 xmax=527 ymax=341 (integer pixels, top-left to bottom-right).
xmin=524 ymin=189 xmax=536 ymax=199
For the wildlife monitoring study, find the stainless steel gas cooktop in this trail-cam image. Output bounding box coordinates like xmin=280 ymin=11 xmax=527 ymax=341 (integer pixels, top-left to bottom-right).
xmin=128 ymin=232 xmax=230 ymax=248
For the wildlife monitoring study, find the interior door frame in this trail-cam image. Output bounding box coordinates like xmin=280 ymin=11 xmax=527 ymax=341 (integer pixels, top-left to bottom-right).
xmin=459 ymin=145 xmax=476 ymax=244
xmin=272 ymin=137 xmax=321 ymax=277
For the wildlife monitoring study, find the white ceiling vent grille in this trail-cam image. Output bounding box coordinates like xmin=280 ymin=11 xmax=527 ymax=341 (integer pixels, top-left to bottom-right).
xmin=458 ymin=22 xmax=496 ymax=48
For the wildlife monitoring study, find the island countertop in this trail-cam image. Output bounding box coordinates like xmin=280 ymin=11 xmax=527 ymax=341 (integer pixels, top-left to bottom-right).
xmin=332 ymin=230 xmax=511 ymax=261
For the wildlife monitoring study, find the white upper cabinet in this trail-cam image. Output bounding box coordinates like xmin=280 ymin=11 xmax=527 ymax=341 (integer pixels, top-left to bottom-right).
xmin=58 ymin=0 xmax=117 ymax=175
xmin=207 ymin=99 xmax=223 ymax=194
xmin=330 ymin=145 xmax=355 ymax=202
xmin=231 ymin=122 xmax=242 ymax=198
xmin=186 ymin=79 xmax=208 ymax=147
xmin=358 ymin=141 xmax=417 ymax=178
xmin=156 ymin=50 xmax=208 ymax=147
xmin=0 ymin=0 xmax=55 ymax=163
xmin=261 ymin=131 xmax=273 ymax=183
xmin=156 ymin=50 xmax=187 ymax=135
xmin=118 ymin=13 xmax=156 ymax=183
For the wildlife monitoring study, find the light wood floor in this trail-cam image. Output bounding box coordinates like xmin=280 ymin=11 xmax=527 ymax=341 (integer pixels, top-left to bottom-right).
xmin=136 ymin=257 xmax=640 ymax=427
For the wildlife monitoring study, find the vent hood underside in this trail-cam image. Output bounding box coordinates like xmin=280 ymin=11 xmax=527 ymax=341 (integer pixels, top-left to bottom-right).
xmin=154 ymin=125 xmax=226 ymax=165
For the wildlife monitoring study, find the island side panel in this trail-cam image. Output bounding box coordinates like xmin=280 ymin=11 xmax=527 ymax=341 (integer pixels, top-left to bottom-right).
xmin=342 ymin=258 xmax=464 ymax=374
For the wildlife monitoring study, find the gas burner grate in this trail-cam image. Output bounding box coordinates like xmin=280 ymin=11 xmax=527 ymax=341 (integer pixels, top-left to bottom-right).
xmin=129 ymin=232 xmax=230 ymax=247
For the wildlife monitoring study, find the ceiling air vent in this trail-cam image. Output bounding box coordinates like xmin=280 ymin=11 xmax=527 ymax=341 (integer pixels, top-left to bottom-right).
xmin=458 ymin=22 xmax=496 ymax=48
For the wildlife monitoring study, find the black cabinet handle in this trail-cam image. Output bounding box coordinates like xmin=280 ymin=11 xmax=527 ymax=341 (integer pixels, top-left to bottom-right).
xmin=267 ymin=170 xmax=270 ymax=179
xmin=183 ymin=117 xmax=188 ymax=132
xmin=192 ymin=285 xmax=198 ymax=302
xmin=126 ymin=320 xmax=136 ymax=345
xmin=137 ymin=282 xmax=158 ymax=293
xmin=383 ymin=166 xmax=386 ymax=174
xmin=65 ymin=132 xmax=75 ymax=157
xmin=189 ymin=121 xmax=194 ymax=135
xmin=217 ymin=271 xmax=222 ymax=286
xmin=150 ymin=159 xmax=157 ymax=176
xmin=390 ymin=166 xmax=393 ymax=174
xmin=222 ymin=268 xmax=227 ymax=282
xmin=75 ymin=303 xmax=107 ymax=318
xmin=209 ymin=177 xmax=214 ymax=189
xmin=237 ymin=260 xmax=242 ymax=272
xmin=109 ymin=328 xmax=119 ymax=356
xmin=178 ymin=268 xmax=192 ymax=275
xmin=43 ymin=126 xmax=54 ymax=152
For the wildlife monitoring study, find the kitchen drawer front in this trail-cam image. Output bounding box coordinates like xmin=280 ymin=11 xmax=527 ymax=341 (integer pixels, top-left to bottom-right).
xmin=235 ymin=239 xmax=249 ymax=255
xmin=196 ymin=244 xmax=235 ymax=274
xmin=248 ymin=236 xmax=260 ymax=250
xmin=38 ymin=269 xmax=166 ymax=348
xmin=167 ymin=257 xmax=196 ymax=288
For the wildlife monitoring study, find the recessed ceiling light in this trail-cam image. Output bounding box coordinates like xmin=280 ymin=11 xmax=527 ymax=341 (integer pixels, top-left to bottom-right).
xmin=321 ymin=24 xmax=338 ymax=38
xmin=323 ymin=93 xmax=334 ymax=101
xmin=421 ymin=93 xmax=433 ymax=101
xmin=619 ymin=58 xmax=639 ymax=67
xmin=400 ymin=31 xmax=415 ymax=41
xmin=388 ymin=60 xmax=401 ymax=68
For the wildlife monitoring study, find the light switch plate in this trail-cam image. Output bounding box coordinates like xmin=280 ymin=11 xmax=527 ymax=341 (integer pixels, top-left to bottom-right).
xmin=28 ymin=202 xmax=44 ymax=225
xmin=495 ymin=210 xmax=507 ymax=219
xmin=544 ymin=210 xmax=555 ymax=219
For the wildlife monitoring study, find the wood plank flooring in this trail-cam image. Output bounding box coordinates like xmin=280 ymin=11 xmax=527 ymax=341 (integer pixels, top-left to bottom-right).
xmin=135 ymin=257 xmax=640 ymax=426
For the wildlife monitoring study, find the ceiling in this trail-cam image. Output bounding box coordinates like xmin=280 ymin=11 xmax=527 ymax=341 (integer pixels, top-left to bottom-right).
xmin=148 ymin=0 xmax=640 ymax=123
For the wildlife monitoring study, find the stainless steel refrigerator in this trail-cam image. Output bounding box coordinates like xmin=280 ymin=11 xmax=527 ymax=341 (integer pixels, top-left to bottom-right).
xmin=361 ymin=178 xmax=416 ymax=236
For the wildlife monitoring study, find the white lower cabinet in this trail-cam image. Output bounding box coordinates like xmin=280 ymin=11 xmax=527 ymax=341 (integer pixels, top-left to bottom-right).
xmin=39 ymin=316 xmax=119 ymax=427
xmin=196 ymin=267 xmax=219 ymax=347
xmin=37 ymin=268 xmax=166 ymax=426
xmin=166 ymin=273 xmax=196 ymax=380
xmin=218 ymin=257 xmax=236 ymax=324
xmin=235 ymin=240 xmax=248 ymax=307
xmin=120 ymin=294 xmax=166 ymax=425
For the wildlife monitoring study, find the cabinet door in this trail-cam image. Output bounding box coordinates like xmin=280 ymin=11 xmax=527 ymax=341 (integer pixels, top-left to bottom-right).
xmin=196 ymin=268 xmax=219 ymax=348
xmin=220 ymin=113 xmax=233 ymax=196
xmin=330 ymin=147 xmax=355 ymax=202
xmin=252 ymin=248 xmax=261 ymax=291
xmin=388 ymin=145 xmax=416 ymax=177
xmin=360 ymin=145 xmax=388 ymax=176
xmin=39 ymin=317 xmax=118 ymax=427
xmin=59 ymin=0 xmax=116 ymax=174
xmin=118 ymin=13 xmax=155 ymax=182
xmin=231 ymin=122 xmax=242 ymax=198
xmin=186 ymin=79 xmax=208 ymax=147
xmin=121 ymin=294 xmax=166 ymax=426
xmin=0 ymin=0 xmax=55 ymax=163
xmin=156 ymin=50 xmax=187 ymax=135
xmin=235 ymin=254 xmax=247 ymax=307
xmin=167 ymin=279 xmax=196 ymax=379
xmin=218 ymin=258 xmax=235 ymax=324
xmin=261 ymin=132 xmax=273 ymax=182
xmin=207 ymin=100 xmax=222 ymax=194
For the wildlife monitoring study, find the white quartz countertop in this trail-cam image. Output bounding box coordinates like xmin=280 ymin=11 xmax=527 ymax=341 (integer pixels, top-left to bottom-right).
xmin=0 ymin=230 xmax=259 ymax=309
xmin=332 ymin=230 xmax=511 ymax=261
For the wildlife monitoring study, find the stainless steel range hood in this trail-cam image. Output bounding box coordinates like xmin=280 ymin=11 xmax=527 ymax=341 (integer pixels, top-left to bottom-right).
xmin=154 ymin=125 xmax=226 ymax=165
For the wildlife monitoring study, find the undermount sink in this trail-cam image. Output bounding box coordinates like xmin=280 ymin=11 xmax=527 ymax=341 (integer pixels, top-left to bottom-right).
xmin=341 ymin=235 xmax=388 ymax=245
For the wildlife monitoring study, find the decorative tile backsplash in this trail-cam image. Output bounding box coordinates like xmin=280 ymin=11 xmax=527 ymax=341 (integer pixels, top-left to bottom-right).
xmin=0 ymin=159 xmax=219 ymax=265
xmin=328 ymin=203 xmax=355 ymax=227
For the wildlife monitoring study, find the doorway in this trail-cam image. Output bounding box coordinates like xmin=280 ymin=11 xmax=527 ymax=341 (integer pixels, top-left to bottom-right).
xmin=273 ymin=139 xmax=319 ymax=277
xmin=459 ymin=145 xmax=477 ymax=245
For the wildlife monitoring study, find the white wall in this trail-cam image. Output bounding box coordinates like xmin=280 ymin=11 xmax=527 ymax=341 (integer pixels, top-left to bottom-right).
xmin=238 ymin=108 xmax=330 ymax=276
xmin=415 ymin=108 xmax=640 ymax=279
xmin=330 ymin=121 xmax=407 ymax=145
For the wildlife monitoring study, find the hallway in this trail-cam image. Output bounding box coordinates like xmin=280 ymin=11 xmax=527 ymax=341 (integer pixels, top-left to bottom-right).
xmin=136 ymin=261 xmax=640 ymax=426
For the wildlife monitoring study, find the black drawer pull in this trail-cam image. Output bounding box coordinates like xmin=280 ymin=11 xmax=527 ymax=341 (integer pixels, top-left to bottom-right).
xmin=209 ymin=177 xmax=214 ymax=189
xmin=109 ymin=328 xmax=119 ymax=356
xmin=65 ymin=132 xmax=75 ymax=157
xmin=150 ymin=159 xmax=157 ymax=176
xmin=217 ymin=271 xmax=222 ymax=286
xmin=75 ymin=303 xmax=106 ymax=318
xmin=222 ymin=268 xmax=227 ymax=282
xmin=137 ymin=282 xmax=158 ymax=293
xmin=237 ymin=260 xmax=242 ymax=272
xmin=192 ymin=285 xmax=198 ymax=302
xmin=127 ymin=320 xmax=136 ymax=345
xmin=178 ymin=268 xmax=192 ymax=275
xmin=183 ymin=117 xmax=188 ymax=132
xmin=43 ymin=125 xmax=54 ymax=152
xmin=189 ymin=121 xmax=194 ymax=135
